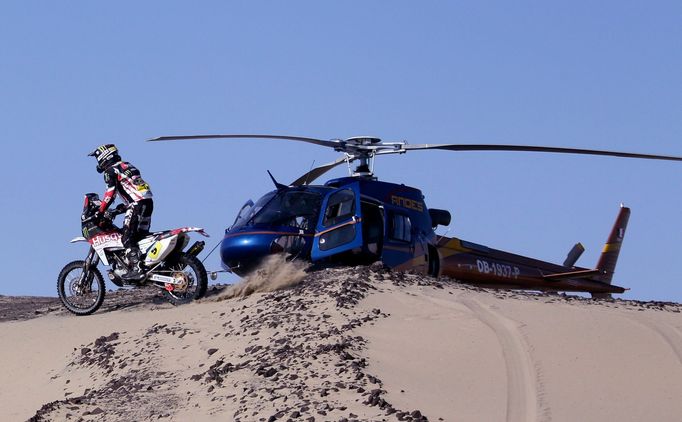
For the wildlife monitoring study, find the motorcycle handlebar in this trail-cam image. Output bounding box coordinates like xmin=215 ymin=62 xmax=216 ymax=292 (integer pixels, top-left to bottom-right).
xmin=105 ymin=208 xmax=124 ymax=219
xmin=82 ymin=205 xmax=126 ymax=224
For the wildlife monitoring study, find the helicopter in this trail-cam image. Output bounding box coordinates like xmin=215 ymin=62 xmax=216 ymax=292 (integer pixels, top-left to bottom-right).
xmin=148 ymin=134 xmax=682 ymax=298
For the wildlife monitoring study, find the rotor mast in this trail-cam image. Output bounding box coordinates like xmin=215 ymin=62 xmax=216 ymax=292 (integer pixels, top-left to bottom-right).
xmin=339 ymin=136 xmax=405 ymax=178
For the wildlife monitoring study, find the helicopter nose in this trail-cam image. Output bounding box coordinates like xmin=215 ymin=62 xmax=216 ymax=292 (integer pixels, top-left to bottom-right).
xmin=220 ymin=234 xmax=266 ymax=276
xmin=220 ymin=226 xmax=312 ymax=277
xmin=220 ymin=230 xmax=288 ymax=276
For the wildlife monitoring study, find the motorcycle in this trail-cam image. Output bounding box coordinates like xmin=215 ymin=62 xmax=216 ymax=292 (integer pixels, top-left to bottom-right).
xmin=57 ymin=193 xmax=210 ymax=315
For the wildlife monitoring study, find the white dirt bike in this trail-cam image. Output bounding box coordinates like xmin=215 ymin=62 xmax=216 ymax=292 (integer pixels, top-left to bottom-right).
xmin=57 ymin=193 xmax=210 ymax=315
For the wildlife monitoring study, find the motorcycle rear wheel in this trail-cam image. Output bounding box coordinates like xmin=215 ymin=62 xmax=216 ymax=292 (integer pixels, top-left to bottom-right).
xmin=162 ymin=253 xmax=208 ymax=305
xmin=57 ymin=260 xmax=106 ymax=315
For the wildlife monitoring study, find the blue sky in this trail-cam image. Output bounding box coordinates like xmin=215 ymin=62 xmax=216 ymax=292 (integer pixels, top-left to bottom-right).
xmin=1 ymin=2 xmax=680 ymax=301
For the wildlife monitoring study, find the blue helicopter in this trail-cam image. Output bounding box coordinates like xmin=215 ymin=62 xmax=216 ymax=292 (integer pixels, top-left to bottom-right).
xmin=149 ymin=134 xmax=682 ymax=297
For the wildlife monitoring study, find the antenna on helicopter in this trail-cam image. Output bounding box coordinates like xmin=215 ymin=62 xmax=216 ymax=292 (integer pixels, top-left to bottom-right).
xmin=302 ymin=160 xmax=316 ymax=186
xmin=267 ymin=170 xmax=287 ymax=190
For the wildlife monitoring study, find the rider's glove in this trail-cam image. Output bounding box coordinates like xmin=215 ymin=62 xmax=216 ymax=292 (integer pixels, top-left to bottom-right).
xmin=93 ymin=210 xmax=104 ymax=223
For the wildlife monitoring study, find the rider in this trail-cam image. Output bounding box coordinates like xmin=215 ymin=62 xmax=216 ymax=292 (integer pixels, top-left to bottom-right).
xmin=88 ymin=144 xmax=154 ymax=280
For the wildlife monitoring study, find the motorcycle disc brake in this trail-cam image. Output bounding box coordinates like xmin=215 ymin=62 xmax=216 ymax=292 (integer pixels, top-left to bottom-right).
xmin=171 ymin=271 xmax=190 ymax=293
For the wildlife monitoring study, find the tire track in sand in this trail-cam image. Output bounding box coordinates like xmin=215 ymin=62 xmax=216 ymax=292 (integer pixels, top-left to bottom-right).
xmin=462 ymin=298 xmax=540 ymax=422
xmin=624 ymin=315 xmax=682 ymax=366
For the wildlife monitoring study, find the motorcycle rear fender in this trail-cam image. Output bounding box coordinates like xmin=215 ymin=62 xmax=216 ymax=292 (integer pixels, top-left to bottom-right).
xmin=70 ymin=237 xmax=87 ymax=243
xmin=159 ymin=227 xmax=210 ymax=240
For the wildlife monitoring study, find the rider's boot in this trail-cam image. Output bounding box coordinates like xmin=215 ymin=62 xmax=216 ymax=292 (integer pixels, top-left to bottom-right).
xmin=121 ymin=247 xmax=144 ymax=282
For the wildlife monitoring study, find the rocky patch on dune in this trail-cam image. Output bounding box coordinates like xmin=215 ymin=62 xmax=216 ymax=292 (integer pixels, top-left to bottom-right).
xmin=484 ymin=285 xmax=682 ymax=313
xmin=1 ymin=288 xmax=168 ymax=322
xmin=32 ymin=326 xmax=183 ymax=421
xmin=30 ymin=265 xmax=433 ymax=421
xmin=187 ymin=267 xmax=431 ymax=421
xmin=1 ymin=284 xmax=231 ymax=323
xmin=0 ymin=296 xmax=62 ymax=322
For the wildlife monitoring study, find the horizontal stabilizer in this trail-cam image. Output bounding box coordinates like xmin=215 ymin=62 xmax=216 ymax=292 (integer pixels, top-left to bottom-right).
xmin=544 ymin=268 xmax=604 ymax=282
xmin=563 ymin=243 xmax=585 ymax=267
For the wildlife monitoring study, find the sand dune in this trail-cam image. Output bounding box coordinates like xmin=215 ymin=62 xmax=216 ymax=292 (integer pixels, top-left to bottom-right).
xmin=356 ymin=275 xmax=682 ymax=421
xmin=1 ymin=266 xmax=680 ymax=421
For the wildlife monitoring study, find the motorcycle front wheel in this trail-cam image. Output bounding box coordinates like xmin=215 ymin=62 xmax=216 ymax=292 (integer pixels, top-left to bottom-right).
xmin=162 ymin=253 xmax=208 ymax=305
xmin=57 ymin=260 xmax=106 ymax=315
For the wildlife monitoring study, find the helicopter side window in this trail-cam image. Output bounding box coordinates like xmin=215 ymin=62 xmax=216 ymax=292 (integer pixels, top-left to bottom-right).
xmin=323 ymin=189 xmax=355 ymax=227
xmin=389 ymin=213 xmax=412 ymax=242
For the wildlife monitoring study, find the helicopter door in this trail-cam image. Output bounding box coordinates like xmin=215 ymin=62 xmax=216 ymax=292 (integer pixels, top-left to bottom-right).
xmin=311 ymin=182 xmax=363 ymax=260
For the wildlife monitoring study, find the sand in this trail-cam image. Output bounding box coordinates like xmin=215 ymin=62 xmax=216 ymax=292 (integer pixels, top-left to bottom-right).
xmin=1 ymin=266 xmax=680 ymax=421
xmin=355 ymin=275 xmax=682 ymax=422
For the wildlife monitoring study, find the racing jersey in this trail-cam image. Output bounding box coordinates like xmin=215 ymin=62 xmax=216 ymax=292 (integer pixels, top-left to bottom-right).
xmin=99 ymin=161 xmax=153 ymax=213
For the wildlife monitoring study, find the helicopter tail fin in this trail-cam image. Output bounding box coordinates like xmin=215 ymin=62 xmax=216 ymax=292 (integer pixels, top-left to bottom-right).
xmin=591 ymin=205 xmax=630 ymax=298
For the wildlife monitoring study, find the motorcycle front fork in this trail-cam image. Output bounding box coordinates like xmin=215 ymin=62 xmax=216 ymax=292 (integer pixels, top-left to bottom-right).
xmin=83 ymin=248 xmax=101 ymax=277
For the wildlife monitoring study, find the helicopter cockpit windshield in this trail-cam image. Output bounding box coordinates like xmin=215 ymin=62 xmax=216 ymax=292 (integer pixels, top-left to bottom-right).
xmin=231 ymin=190 xmax=325 ymax=231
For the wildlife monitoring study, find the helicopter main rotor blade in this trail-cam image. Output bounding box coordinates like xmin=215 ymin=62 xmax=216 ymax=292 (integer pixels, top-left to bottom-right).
xmin=290 ymin=155 xmax=350 ymax=186
xmin=147 ymin=134 xmax=340 ymax=149
xmin=402 ymin=143 xmax=682 ymax=162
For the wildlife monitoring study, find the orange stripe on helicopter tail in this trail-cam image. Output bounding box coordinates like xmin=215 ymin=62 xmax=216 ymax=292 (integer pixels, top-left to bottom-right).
xmin=602 ymin=243 xmax=621 ymax=253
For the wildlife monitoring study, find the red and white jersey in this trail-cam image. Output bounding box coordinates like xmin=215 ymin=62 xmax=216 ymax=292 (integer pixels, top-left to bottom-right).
xmin=99 ymin=161 xmax=153 ymax=212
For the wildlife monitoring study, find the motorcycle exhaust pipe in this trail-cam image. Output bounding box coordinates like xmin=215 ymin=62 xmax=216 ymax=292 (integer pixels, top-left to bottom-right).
xmin=107 ymin=270 xmax=124 ymax=288
xmin=187 ymin=241 xmax=205 ymax=257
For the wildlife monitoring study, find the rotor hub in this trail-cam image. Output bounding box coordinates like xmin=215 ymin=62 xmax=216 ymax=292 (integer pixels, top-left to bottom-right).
xmin=338 ymin=136 xmax=406 ymax=178
xmin=344 ymin=136 xmax=382 ymax=146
